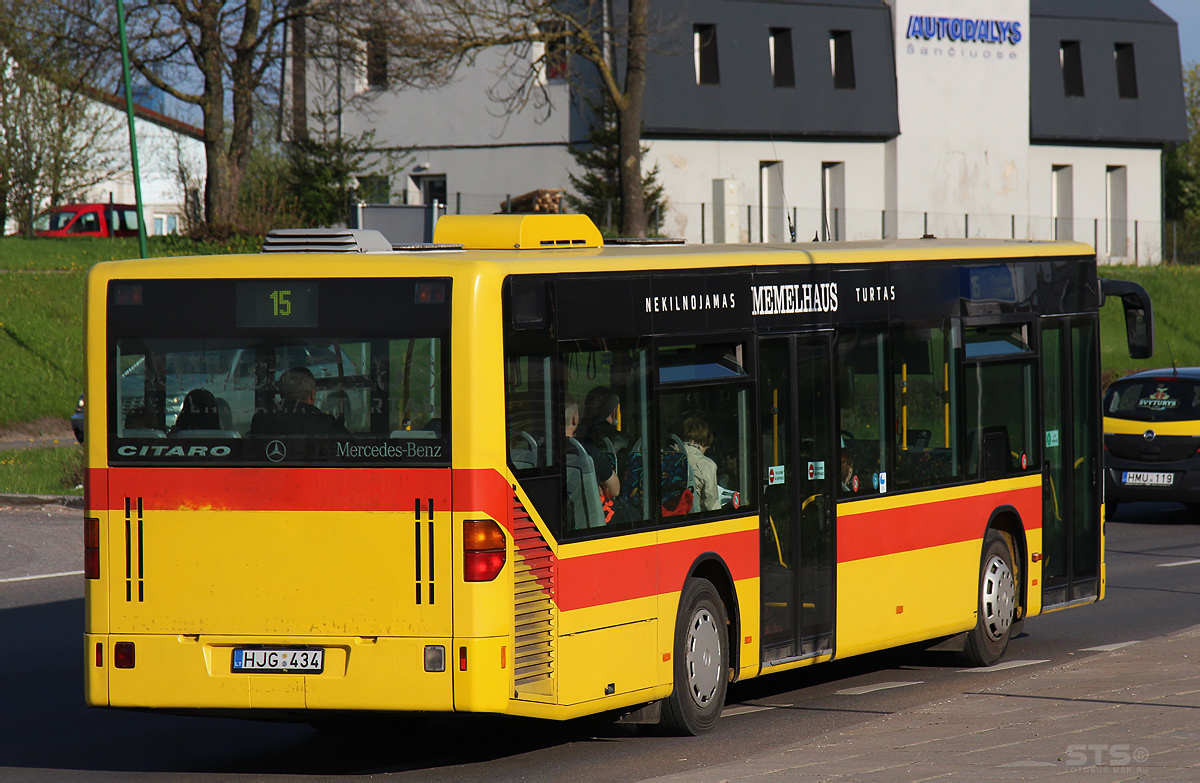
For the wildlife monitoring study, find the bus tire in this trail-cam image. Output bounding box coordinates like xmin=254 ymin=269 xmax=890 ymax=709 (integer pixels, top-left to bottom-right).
xmin=962 ymin=530 xmax=1017 ymax=667
xmin=661 ymin=577 xmax=728 ymax=735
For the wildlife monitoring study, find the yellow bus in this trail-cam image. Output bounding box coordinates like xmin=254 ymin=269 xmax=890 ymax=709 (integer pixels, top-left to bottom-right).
xmin=83 ymin=214 xmax=1151 ymax=734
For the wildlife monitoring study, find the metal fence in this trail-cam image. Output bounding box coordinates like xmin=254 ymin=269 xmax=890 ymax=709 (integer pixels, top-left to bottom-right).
xmin=418 ymin=191 xmax=1172 ymax=264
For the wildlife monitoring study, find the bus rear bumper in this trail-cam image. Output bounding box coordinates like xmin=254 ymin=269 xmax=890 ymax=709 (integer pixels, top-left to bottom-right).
xmin=86 ymin=633 xmax=468 ymax=712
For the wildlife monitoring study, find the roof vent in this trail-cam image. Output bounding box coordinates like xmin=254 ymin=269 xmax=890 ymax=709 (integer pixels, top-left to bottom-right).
xmin=262 ymin=228 xmax=394 ymax=253
xmin=432 ymin=214 xmax=603 ymax=249
xmin=604 ymin=237 xmax=686 ymax=246
xmin=391 ymin=243 xmax=465 ymax=252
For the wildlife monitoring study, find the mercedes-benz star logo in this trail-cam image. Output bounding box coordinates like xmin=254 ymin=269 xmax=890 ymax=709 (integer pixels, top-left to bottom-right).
xmin=1143 ymin=430 xmax=1156 ymax=442
xmin=266 ymin=440 xmax=287 ymax=462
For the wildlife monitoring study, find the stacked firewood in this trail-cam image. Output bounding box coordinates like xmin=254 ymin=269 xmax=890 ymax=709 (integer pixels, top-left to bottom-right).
xmin=500 ymin=189 xmax=564 ymax=213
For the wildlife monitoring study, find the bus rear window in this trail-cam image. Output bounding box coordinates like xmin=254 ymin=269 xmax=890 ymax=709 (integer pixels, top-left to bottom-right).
xmin=107 ymin=278 xmax=450 ymax=466
xmin=1105 ymin=377 xmax=1200 ymax=422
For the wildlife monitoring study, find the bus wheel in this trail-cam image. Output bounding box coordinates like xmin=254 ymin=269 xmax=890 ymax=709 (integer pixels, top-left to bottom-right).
xmin=962 ymin=530 xmax=1017 ymax=666
xmin=661 ymin=577 xmax=728 ymax=735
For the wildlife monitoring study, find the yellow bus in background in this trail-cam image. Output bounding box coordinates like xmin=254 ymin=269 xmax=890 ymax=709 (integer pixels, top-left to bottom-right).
xmin=83 ymin=214 xmax=1151 ymax=734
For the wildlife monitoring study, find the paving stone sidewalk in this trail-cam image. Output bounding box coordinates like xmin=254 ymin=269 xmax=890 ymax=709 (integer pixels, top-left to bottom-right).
xmin=652 ymin=626 xmax=1200 ymax=781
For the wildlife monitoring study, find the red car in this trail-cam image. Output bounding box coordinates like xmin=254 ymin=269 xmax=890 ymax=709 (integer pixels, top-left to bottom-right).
xmin=33 ymin=203 xmax=141 ymax=238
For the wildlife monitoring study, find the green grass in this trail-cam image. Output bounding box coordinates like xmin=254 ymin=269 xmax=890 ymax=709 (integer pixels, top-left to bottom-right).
xmin=0 ymin=234 xmax=263 ymax=271
xmin=0 ymin=271 xmax=86 ymax=423
xmin=1098 ymin=265 xmax=1200 ymax=379
xmin=0 ymin=235 xmax=263 ymax=426
xmin=0 ymin=445 xmax=83 ymax=496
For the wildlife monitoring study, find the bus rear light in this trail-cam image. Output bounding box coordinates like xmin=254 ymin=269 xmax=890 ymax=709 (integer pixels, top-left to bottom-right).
xmin=84 ymin=518 xmax=100 ymax=579
xmin=464 ymin=551 xmax=506 ymax=582
xmin=463 ymin=519 xmax=505 ymax=550
xmin=96 ymin=643 xmax=103 ymax=667
xmin=114 ymin=642 xmax=135 ymax=669
xmin=463 ymin=519 xmax=506 ymax=582
xmin=459 ymin=646 xmax=467 ymax=671
xmin=424 ymin=645 xmax=446 ymax=672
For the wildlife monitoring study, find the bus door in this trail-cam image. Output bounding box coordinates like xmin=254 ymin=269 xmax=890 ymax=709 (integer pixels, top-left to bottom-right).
xmin=1040 ymin=315 xmax=1101 ymax=606
xmin=758 ymin=334 xmax=836 ymax=663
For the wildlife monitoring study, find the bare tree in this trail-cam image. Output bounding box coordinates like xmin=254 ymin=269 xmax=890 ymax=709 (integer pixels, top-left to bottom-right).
xmin=390 ymin=0 xmax=653 ymax=237
xmin=0 ymin=51 xmax=123 ymax=233
xmin=4 ymin=0 xmax=384 ymax=234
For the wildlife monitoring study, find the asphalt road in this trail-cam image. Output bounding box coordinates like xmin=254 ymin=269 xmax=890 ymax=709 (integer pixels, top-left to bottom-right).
xmin=0 ymin=501 xmax=1197 ymax=780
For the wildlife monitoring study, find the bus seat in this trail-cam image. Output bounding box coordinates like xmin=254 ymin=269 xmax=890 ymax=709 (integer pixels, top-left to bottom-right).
xmin=121 ymin=428 xmax=166 ymax=438
xmin=906 ymin=428 xmax=931 ymax=449
xmin=510 ymin=431 xmax=538 ymax=470
xmin=981 ymin=426 xmax=1011 ymax=479
xmin=167 ymin=429 xmax=241 ymax=438
xmin=565 ymin=437 xmax=605 ymax=529
xmin=615 ymin=439 xmax=644 ymax=519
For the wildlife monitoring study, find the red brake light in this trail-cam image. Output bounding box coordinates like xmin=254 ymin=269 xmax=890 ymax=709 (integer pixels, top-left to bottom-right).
xmin=84 ymin=518 xmax=100 ymax=579
xmin=114 ymin=642 xmax=135 ymax=669
xmin=463 ymin=519 xmax=506 ymax=582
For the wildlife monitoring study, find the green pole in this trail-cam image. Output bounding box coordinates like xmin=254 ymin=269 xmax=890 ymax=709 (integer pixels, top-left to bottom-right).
xmin=116 ymin=0 xmax=148 ymax=258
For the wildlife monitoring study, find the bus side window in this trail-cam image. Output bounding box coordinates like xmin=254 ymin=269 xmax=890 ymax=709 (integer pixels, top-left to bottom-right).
xmin=837 ymin=329 xmax=888 ymax=497
xmin=963 ymin=325 xmax=1039 ymax=480
xmin=656 ymin=341 xmax=755 ymax=517
xmin=562 ymin=343 xmax=654 ymax=534
xmin=892 ymin=321 xmax=960 ymax=491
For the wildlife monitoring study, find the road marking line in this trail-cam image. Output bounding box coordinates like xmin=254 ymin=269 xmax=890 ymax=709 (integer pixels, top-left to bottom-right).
xmin=836 ymin=681 xmax=922 ymax=695
xmin=0 ymin=570 xmax=83 ymax=584
xmin=1158 ymin=559 xmax=1200 ymax=568
xmin=958 ymin=659 xmax=1048 ymax=673
xmin=1082 ymin=641 xmax=1140 ymax=652
xmin=723 ymin=704 xmax=781 ymax=717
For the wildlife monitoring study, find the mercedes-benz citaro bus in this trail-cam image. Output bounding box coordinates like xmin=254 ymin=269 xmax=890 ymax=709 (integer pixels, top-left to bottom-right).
xmin=83 ymin=214 xmax=1153 ymax=735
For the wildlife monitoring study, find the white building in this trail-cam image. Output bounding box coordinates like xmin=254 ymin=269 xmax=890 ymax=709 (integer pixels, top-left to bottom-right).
xmin=84 ymin=90 xmax=206 ymax=236
xmin=294 ymin=0 xmax=1187 ymax=263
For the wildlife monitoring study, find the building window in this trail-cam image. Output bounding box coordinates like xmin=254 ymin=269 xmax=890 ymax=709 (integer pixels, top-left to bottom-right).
xmin=1060 ymin=40 xmax=1084 ymax=97
xmin=539 ymin=20 xmax=568 ymax=81
xmin=694 ymin=24 xmax=720 ymax=85
xmin=365 ymin=26 xmax=388 ymax=90
xmin=1114 ymin=43 xmax=1138 ymax=99
xmin=829 ymin=30 xmax=855 ymax=90
xmin=769 ymin=28 xmax=794 ymax=88
xmin=1107 ymin=165 xmax=1128 ymax=257
xmin=1052 ymin=164 xmax=1073 ymax=241
xmin=415 ymin=174 xmax=447 ymax=207
xmin=821 ymin=162 xmax=845 ymax=241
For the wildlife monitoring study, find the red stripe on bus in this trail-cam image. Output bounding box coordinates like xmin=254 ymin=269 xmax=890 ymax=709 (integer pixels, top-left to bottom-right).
xmin=837 ymin=485 xmax=1042 ymax=563
xmin=452 ymin=469 xmax=514 ymax=526
xmin=557 ymin=528 xmax=757 ymax=611
xmin=97 ymin=467 xmax=452 ymax=512
xmin=85 ymin=468 xmax=107 ymax=511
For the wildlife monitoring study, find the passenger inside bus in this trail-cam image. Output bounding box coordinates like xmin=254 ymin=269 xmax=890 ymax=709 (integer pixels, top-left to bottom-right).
xmin=250 ymin=366 xmax=349 ymax=436
xmin=578 ymin=387 xmax=621 ymax=500
xmin=170 ymin=389 xmax=221 ymax=433
xmin=680 ymin=416 xmax=721 ymax=512
xmin=581 ymin=386 xmax=626 ymax=453
xmin=564 ymin=396 xmax=609 ymax=528
xmin=840 ymin=445 xmax=857 ymax=495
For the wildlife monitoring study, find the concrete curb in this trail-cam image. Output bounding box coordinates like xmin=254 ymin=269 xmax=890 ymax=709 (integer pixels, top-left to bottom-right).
xmin=0 ymin=493 xmax=85 ymax=509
